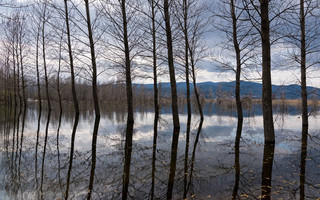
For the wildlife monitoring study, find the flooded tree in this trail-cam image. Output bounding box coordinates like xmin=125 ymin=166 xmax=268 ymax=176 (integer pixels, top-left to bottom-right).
xmin=243 ymin=0 xmax=275 ymax=143
xmin=64 ymin=0 xmax=80 ymax=198
xmin=84 ymin=0 xmax=101 ymax=198
xmin=162 ymin=0 xmax=181 ymax=198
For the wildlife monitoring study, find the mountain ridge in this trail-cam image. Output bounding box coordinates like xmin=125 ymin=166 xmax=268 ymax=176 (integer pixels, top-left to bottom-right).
xmin=134 ymin=81 xmax=320 ymax=99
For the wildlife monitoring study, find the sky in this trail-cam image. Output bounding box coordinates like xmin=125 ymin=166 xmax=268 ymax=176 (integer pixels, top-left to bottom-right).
xmin=1 ymin=0 xmax=320 ymax=88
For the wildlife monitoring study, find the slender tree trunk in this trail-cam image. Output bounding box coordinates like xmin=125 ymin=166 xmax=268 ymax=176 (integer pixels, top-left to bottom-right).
xmin=84 ymin=1 xmax=101 ymax=199
xmin=65 ymin=113 xmax=79 ymax=200
xmin=35 ymin=102 xmax=42 ymax=194
xmin=35 ymin=25 xmax=42 ymax=195
xmin=183 ymin=0 xmax=192 ymax=198
xmin=56 ymin=109 xmax=63 ymax=190
xmin=163 ymin=0 xmax=181 ymax=199
xmin=150 ymin=0 xmax=159 ymax=199
xmin=300 ymin=0 xmax=308 ymax=142
xmin=232 ymin=141 xmax=240 ymax=200
xmin=18 ymin=105 xmax=26 ymax=185
xmin=299 ymin=1 xmax=308 ymax=199
xmin=64 ymin=2 xmax=81 ymax=197
xmin=187 ymin=117 xmax=204 ymax=195
xmin=40 ymin=110 xmax=51 ymax=200
xmin=19 ymin=31 xmax=27 ymax=110
xmin=12 ymin=38 xmax=17 ymax=109
xmin=57 ymin=31 xmax=63 ymax=114
xmin=260 ymin=0 xmax=275 ymax=143
xmin=42 ymin=2 xmax=51 ymax=111
xmin=84 ymin=0 xmax=100 ymax=118
xmin=15 ymin=40 xmax=22 ymax=110
xmin=36 ymin=26 xmax=42 ymax=112
xmin=230 ymin=0 xmax=243 ymax=145
xmin=64 ymin=0 xmax=79 ymax=115
xmin=189 ymin=57 xmax=203 ymax=119
xmin=121 ymin=0 xmax=134 ymax=199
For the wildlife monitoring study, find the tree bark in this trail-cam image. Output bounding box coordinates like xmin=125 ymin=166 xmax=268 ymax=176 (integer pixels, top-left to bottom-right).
xmin=163 ymin=0 xmax=181 ymax=199
xmin=150 ymin=0 xmax=159 ymax=199
xmin=64 ymin=0 xmax=79 ymax=115
xmin=84 ymin=1 xmax=101 ymax=199
xmin=36 ymin=25 xmax=42 ymax=112
xmin=260 ymin=0 xmax=275 ymax=143
xmin=84 ymin=0 xmax=100 ymax=118
xmin=183 ymin=0 xmax=192 ymax=198
xmin=42 ymin=2 xmax=51 ymax=111
xmin=121 ymin=0 xmax=134 ymax=199
xmin=299 ymin=1 xmax=308 ymax=199
xmin=230 ymin=0 xmax=243 ymax=145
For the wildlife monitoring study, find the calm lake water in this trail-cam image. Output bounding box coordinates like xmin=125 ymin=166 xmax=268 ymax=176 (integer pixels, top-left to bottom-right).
xmin=1 ymin=102 xmax=320 ymax=199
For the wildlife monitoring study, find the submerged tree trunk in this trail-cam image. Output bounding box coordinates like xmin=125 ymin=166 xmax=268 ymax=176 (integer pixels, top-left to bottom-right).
xmin=299 ymin=128 xmax=308 ymax=200
xmin=230 ymin=0 xmax=243 ymax=146
xmin=64 ymin=1 xmax=81 ymax=197
xmin=65 ymin=113 xmax=79 ymax=200
xmin=150 ymin=0 xmax=159 ymax=199
xmin=183 ymin=0 xmax=192 ymax=198
xmin=40 ymin=110 xmax=51 ymax=200
xmin=87 ymin=116 xmax=100 ymax=200
xmin=187 ymin=117 xmax=204 ymax=196
xmin=299 ymin=1 xmax=308 ymax=199
xmin=84 ymin=0 xmax=101 ymax=199
xmin=163 ymin=1 xmax=181 ymax=199
xmin=260 ymin=0 xmax=275 ymax=143
xmin=121 ymin=0 xmax=134 ymax=199
xmin=261 ymin=142 xmax=275 ymax=200
xmin=300 ymin=0 xmax=308 ymax=145
xmin=232 ymin=141 xmax=240 ymax=200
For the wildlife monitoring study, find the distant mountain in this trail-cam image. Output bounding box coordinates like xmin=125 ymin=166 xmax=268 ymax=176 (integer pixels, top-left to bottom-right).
xmin=135 ymin=81 xmax=320 ymax=99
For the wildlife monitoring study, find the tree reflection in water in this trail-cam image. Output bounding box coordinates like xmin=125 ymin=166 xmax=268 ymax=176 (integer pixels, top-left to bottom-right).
xmin=261 ymin=142 xmax=275 ymax=200
xmin=0 ymin=103 xmax=320 ymax=199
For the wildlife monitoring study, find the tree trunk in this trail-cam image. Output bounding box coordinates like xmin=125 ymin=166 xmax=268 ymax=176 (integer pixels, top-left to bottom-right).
xmin=300 ymin=0 xmax=308 ymax=143
xmin=84 ymin=1 xmax=101 ymax=199
xmin=42 ymin=2 xmax=51 ymax=111
xmin=231 ymin=0 xmax=243 ymax=145
xmin=64 ymin=0 xmax=79 ymax=115
xmin=261 ymin=142 xmax=275 ymax=200
xmin=163 ymin=0 xmax=181 ymax=199
xmin=36 ymin=26 xmax=42 ymax=112
xmin=15 ymin=40 xmax=22 ymax=110
xmin=150 ymin=0 xmax=159 ymax=199
xmin=19 ymin=31 xmax=26 ymax=110
xmin=183 ymin=0 xmax=192 ymax=198
xmin=84 ymin=0 xmax=100 ymax=118
xmin=260 ymin=0 xmax=275 ymax=143
xmin=299 ymin=1 xmax=308 ymax=199
xmin=121 ymin=0 xmax=134 ymax=199
xmin=12 ymin=37 xmax=17 ymax=109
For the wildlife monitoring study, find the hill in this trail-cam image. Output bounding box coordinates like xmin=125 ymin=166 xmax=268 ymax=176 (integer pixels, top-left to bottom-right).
xmin=135 ymin=81 xmax=320 ymax=100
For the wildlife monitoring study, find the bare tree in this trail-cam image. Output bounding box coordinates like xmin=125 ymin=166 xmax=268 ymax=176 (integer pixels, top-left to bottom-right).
xmin=63 ymin=0 xmax=80 ymax=198
xmin=162 ymin=0 xmax=181 ymax=198
xmin=84 ymin=0 xmax=101 ymax=199
xmin=215 ymin=0 xmax=258 ymax=145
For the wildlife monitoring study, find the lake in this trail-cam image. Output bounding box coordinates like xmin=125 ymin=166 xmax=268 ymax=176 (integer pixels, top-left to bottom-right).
xmin=1 ymin=102 xmax=320 ymax=199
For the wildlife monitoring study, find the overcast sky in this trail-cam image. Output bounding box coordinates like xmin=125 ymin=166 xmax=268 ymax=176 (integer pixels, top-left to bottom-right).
xmin=1 ymin=0 xmax=320 ymax=87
